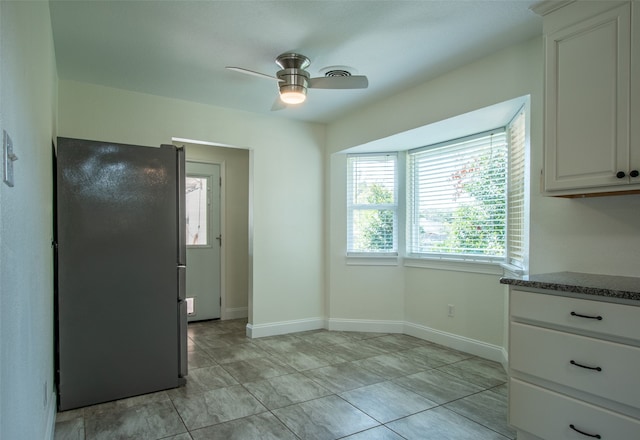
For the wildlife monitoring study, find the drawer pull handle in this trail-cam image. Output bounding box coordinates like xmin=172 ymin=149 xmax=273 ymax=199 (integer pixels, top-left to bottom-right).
xmin=571 ymin=311 xmax=602 ymax=321
xmin=570 ymin=424 xmax=601 ymax=439
xmin=570 ymin=360 xmax=602 ymax=372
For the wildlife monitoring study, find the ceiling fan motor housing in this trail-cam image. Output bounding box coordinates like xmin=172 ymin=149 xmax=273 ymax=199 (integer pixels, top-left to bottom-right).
xmin=275 ymin=53 xmax=311 ymax=97
xmin=277 ymin=68 xmax=310 ymax=93
xmin=275 ymin=53 xmax=310 ymax=70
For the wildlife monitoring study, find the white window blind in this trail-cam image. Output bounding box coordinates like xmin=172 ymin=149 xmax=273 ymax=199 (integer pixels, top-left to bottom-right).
xmin=507 ymin=109 xmax=526 ymax=268
xmin=408 ymin=130 xmax=508 ymax=261
xmin=347 ymin=154 xmax=397 ymax=253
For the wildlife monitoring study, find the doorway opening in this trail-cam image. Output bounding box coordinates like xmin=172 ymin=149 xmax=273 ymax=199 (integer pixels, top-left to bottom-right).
xmin=175 ymin=139 xmax=251 ymax=324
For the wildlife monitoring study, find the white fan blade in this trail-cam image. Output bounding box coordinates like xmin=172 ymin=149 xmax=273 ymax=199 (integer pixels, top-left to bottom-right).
xmin=309 ymin=75 xmax=368 ymax=89
xmin=271 ymin=96 xmax=286 ymax=111
xmin=226 ymin=66 xmax=283 ymax=82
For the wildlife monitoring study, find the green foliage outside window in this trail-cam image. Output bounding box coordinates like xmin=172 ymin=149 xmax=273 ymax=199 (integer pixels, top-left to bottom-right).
xmin=361 ymin=184 xmax=394 ymax=251
xmin=432 ymin=150 xmax=507 ymax=256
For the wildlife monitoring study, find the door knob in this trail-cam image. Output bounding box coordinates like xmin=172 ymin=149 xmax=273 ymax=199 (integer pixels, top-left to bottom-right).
xmin=630 ymin=170 xmax=639 ymax=178
xmin=616 ymin=171 xmax=626 ymax=179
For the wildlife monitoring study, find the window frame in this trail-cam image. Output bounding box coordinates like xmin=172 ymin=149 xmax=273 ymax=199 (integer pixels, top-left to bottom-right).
xmin=346 ymin=152 xmax=399 ymax=256
xmin=504 ymin=106 xmax=528 ymax=275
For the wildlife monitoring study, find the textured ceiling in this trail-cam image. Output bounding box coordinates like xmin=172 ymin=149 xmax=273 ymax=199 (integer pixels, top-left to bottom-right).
xmin=49 ymin=0 xmax=542 ymax=124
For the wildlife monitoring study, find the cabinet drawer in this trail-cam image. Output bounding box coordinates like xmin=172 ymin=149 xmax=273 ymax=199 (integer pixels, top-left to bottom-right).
xmin=510 ymin=378 xmax=640 ymax=440
xmin=510 ymin=322 xmax=640 ymax=409
xmin=511 ymin=290 xmax=640 ymax=341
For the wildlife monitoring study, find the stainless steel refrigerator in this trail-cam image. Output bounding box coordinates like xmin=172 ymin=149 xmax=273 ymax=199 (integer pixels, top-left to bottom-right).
xmin=55 ymin=137 xmax=187 ymax=411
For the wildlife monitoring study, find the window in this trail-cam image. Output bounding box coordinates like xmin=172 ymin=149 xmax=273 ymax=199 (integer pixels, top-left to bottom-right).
xmin=347 ymin=154 xmax=397 ymax=254
xmin=344 ymin=102 xmax=527 ymax=269
xmin=407 ymin=130 xmax=508 ymax=262
xmin=185 ymin=176 xmax=208 ymax=246
xmin=506 ymin=109 xmax=526 ymax=269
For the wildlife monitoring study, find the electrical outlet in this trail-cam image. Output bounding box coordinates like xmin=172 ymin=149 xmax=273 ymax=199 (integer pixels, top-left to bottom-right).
xmin=447 ymin=304 xmax=455 ymax=317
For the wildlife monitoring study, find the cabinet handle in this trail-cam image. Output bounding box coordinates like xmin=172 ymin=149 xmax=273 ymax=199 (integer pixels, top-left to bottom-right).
xmin=616 ymin=171 xmax=626 ymax=178
xmin=630 ymin=170 xmax=639 ymax=178
xmin=570 ymin=311 xmax=602 ymax=321
xmin=570 ymin=424 xmax=601 ymax=439
xmin=570 ymin=360 xmax=602 ymax=372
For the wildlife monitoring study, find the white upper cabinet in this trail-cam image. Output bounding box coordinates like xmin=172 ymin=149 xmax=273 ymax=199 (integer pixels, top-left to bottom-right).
xmin=537 ymin=1 xmax=640 ymax=196
xmin=631 ymin=1 xmax=640 ymax=187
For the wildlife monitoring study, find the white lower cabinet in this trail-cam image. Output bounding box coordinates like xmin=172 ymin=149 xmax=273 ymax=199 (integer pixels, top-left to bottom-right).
xmin=509 ymin=289 xmax=640 ymax=439
xmin=510 ymin=379 xmax=640 ymax=440
xmin=510 ymin=322 xmax=640 ymax=409
xmin=510 ymin=289 xmax=640 ymax=341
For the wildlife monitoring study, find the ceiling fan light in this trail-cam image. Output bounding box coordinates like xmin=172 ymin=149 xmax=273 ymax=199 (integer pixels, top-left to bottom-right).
xmin=280 ymin=91 xmax=306 ymax=105
xmin=279 ymin=84 xmax=307 ymax=104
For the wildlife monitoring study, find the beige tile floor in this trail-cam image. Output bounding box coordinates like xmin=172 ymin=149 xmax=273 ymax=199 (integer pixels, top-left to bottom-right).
xmin=54 ymin=318 xmax=515 ymax=440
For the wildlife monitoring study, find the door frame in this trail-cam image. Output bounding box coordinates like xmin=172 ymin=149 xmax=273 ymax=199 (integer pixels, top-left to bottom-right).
xmin=186 ymin=159 xmax=227 ymax=320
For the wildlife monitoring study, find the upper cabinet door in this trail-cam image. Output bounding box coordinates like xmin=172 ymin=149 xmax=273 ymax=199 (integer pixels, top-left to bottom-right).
xmin=543 ymin=2 xmax=633 ymax=194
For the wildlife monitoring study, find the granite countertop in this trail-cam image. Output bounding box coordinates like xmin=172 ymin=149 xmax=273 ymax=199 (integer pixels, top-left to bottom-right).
xmin=500 ymin=271 xmax=640 ymax=302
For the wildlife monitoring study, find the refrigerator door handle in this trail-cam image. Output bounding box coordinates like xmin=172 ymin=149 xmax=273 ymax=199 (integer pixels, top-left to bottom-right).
xmin=177 ymin=265 xmax=186 ymax=301
xmin=176 ymin=146 xmax=186 ymax=265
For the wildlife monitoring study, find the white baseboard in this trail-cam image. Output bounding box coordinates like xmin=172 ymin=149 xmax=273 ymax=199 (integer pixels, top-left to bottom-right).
xmin=245 ymin=316 xmax=508 ymax=365
xmin=326 ymin=318 xmax=404 ymax=334
xmin=45 ymin=390 xmax=57 ymax=440
xmin=500 ymin=346 xmax=509 ymax=372
xmin=246 ymin=317 xmax=325 ymax=338
xmin=404 ymin=321 xmax=505 ymax=364
xmin=224 ymin=307 xmax=248 ymax=320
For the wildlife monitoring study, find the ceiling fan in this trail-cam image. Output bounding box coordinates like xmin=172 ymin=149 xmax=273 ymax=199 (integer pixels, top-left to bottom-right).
xmin=226 ymin=52 xmax=369 ymax=109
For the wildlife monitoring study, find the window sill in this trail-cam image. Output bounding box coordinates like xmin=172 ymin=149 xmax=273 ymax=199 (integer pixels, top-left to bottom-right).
xmin=346 ymin=254 xmax=399 ymax=266
xmin=403 ymin=257 xmax=504 ymax=275
xmin=343 ymin=254 xmax=528 ymax=274
xmin=500 ymin=262 xmax=527 ymax=278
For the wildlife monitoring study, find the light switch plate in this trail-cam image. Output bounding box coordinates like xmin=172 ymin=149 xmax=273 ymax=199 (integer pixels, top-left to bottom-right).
xmin=3 ymin=130 xmax=15 ymax=187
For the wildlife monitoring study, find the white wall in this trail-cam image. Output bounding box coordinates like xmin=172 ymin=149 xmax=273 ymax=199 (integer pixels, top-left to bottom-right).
xmin=326 ymin=38 xmax=541 ymax=156
xmin=178 ymin=141 xmax=250 ymax=319
xmin=57 ymin=81 xmax=326 ymax=333
xmin=529 ymin=190 xmax=640 ymax=276
xmin=0 ymin=2 xmax=58 ymax=438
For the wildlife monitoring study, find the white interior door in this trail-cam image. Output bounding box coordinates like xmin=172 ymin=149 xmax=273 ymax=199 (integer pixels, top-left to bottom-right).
xmin=185 ymin=162 xmax=221 ymax=321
